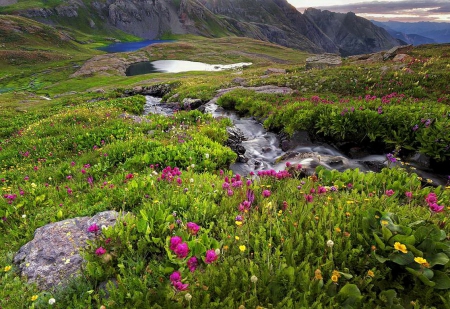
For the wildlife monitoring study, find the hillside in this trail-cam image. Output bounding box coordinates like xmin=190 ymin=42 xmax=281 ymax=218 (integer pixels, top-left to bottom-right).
xmin=0 ymin=0 xmax=400 ymax=55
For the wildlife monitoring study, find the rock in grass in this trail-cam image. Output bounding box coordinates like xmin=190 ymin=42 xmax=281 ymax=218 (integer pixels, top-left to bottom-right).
xmin=13 ymin=211 xmax=120 ymax=290
xmin=305 ymin=54 xmax=342 ymax=70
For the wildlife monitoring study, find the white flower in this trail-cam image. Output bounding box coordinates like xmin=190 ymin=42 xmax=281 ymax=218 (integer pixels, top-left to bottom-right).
xmin=215 ymin=248 xmax=221 ymax=256
xmin=250 ymin=275 xmax=258 ymax=283
xmin=205 ymin=153 xmax=210 ymax=159
xmin=190 ymin=164 xmax=195 ymax=169
xmin=22 ymin=214 xmax=26 ymax=219
xmin=326 ymin=240 xmax=334 ymax=248
xmin=48 ymin=298 xmax=56 ymax=305
xmin=185 ymin=293 xmax=192 ymax=301
xmin=101 ymin=225 xmax=107 ymax=230
xmin=31 ymin=183 xmax=37 ymax=188
xmin=190 ymin=178 xmax=194 ymax=183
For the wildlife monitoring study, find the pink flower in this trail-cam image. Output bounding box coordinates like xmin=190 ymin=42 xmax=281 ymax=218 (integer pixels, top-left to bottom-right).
xmin=405 ymin=191 xmax=413 ymax=199
xmin=88 ymin=223 xmax=100 ymax=233
xmin=174 ymin=243 xmax=189 ymax=259
xmin=95 ymin=247 xmax=106 ymax=256
xmin=304 ymin=194 xmax=314 ymax=203
xmin=125 ymin=173 xmax=134 ymax=179
xmin=169 ymin=271 xmax=181 ymax=283
xmin=205 ymin=249 xmax=218 ymax=264
xmin=187 ymin=222 xmax=200 ymax=235
xmin=425 ymin=193 xmax=437 ymax=205
xmin=187 ymin=256 xmax=198 ymax=272
xmin=429 ymin=203 xmax=444 ymax=213
xmin=317 ymin=186 xmax=327 ymax=194
xmin=173 ymin=281 xmax=189 ymax=291
xmin=385 ymin=189 xmax=394 ymax=197
xmin=170 ymin=236 xmax=183 ymax=251
xmin=262 ymin=190 xmax=271 ymax=198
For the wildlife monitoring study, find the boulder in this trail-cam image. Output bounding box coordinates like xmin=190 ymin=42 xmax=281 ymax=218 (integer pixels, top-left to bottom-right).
xmin=182 ymin=98 xmax=203 ymax=110
xmin=383 ymin=45 xmax=413 ymax=61
xmin=306 ymin=54 xmax=342 ymax=70
xmin=14 ymin=211 xmax=121 ymax=290
xmin=264 ymin=68 xmax=286 ymax=75
xmin=392 ymin=54 xmax=409 ymax=62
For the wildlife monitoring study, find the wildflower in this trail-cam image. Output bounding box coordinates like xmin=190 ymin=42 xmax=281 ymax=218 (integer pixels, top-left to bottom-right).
xmin=335 ymin=227 xmax=341 ymax=233
xmin=170 ymin=271 xmax=181 ymax=282
xmin=186 ymin=222 xmax=200 ymax=235
xmin=31 ymin=295 xmax=39 ymax=301
xmin=250 ymin=275 xmax=258 ymax=283
xmin=235 ymin=221 xmax=243 ymax=226
xmin=367 ymin=270 xmax=375 ymax=277
xmin=304 ymin=194 xmax=313 ymax=203
xmin=414 ymin=257 xmax=428 ymax=266
xmin=4 ymin=265 xmax=11 ymax=272
xmin=381 ymin=220 xmax=389 ymax=226
xmin=239 ymin=245 xmax=246 ymax=252
xmin=173 ymin=281 xmax=189 ymax=291
xmin=386 ymin=153 xmax=396 ymax=163
xmin=174 ymin=243 xmax=189 ymax=259
xmin=87 ymin=223 xmax=100 ymax=233
xmin=185 ymin=293 xmax=192 ymax=301
xmin=187 ymin=256 xmax=198 ymax=272
xmin=425 ymin=193 xmax=437 ymax=205
xmin=429 ymin=203 xmax=445 ymax=213
xmin=405 ymin=191 xmax=413 ymax=199
xmin=205 ymin=249 xmax=218 ymax=264
xmin=95 ymin=247 xmax=106 ymax=256
xmin=48 ymin=298 xmax=56 ymax=305
xmin=331 ymin=275 xmax=339 ymax=283
xmin=394 ymin=242 xmax=408 ymax=254
xmin=385 ymin=189 xmax=394 ymax=197
xmin=314 ymin=269 xmax=323 ymax=280
xmin=125 ymin=173 xmax=134 ymax=179
xmin=262 ymin=189 xmax=271 ymax=198
xmin=326 ymin=240 xmax=334 ymax=248
xmin=317 ymin=186 xmax=327 ymax=194
xmin=170 ymin=236 xmax=183 ymax=251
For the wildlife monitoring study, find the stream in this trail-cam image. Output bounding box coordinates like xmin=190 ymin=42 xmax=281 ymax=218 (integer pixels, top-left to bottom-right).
xmin=144 ymin=87 xmax=447 ymax=186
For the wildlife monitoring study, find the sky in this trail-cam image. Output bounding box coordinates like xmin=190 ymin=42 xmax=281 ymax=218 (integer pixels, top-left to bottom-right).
xmin=288 ymin=0 xmax=450 ymax=22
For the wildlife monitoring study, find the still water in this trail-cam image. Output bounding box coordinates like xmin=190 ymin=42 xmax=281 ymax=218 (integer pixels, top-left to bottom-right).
xmin=98 ymin=40 xmax=173 ymax=53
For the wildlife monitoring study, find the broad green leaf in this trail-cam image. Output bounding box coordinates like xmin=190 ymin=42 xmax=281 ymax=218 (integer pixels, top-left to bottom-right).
xmin=406 ymin=267 xmax=435 ymax=287
xmin=390 ymin=252 xmax=414 ymax=265
xmin=429 ymin=252 xmax=450 ymax=267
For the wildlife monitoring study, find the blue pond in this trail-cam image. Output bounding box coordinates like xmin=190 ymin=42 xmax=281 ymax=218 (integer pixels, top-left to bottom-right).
xmin=98 ymin=40 xmax=174 ymax=53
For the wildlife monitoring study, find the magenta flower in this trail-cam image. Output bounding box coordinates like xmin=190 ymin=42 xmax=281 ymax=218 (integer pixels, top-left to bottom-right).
xmin=317 ymin=186 xmax=327 ymax=194
xmin=385 ymin=189 xmax=394 ymax=197
xmin=187 ymin=256 xmax=198 ymax=272
xmin=429 ymin=203 xmax=444 ymax=213
xmin=170 ymin=236 xmax=183 ymax=251
xmin=169 ymin=271 xmax=181 ymax=283
xmin=87 ymin=223 xmax=100 ymax=233
xmin=187 ymin=222 xmax=200 ymax=235
xmin=125 ymin=173 xmax=134 ymax=179
xmin=262 ymin=190 xmax=271 ymax=198
xmin=173 ymin=281 xmax=189 ymax=291
xmin=405 ymin=191 xmax=413 ymax=199
xmin=205 ymin=249 xmax=218 ymax=264
xmin=425 ymin=193 xmax=437 ymax=205
xmin=174 ymin=243 xmax=189 ymax=259
xmin=304 ymin=194 xmax=314 ymax=203
xmin=95 ymin=247 xmax=106 ymax=256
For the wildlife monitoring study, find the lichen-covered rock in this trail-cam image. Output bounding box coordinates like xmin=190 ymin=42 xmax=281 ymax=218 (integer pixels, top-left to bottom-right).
xmin=14 ymin=211 xmax=120 ymax=290
xmin=305 ymin=54 xmax=342 ymax=70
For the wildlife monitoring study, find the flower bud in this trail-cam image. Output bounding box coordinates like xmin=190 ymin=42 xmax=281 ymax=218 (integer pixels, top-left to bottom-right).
xmin=185 ymin=293 xmax=192 ymax=301
xmin=250 ymin=275 xmax=258 ymax=283
xmin=326 ymin=240 xmax=334 ymax=248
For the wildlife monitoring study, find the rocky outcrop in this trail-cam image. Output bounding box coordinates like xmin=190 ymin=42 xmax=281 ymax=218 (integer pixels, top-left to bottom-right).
xmin=382 ymin=44 xmax=413 ymax=60
xmin=14 ymin=211 xmax=121 ymax=290
xmin=305 ymin=54 xmax=342 ymax=70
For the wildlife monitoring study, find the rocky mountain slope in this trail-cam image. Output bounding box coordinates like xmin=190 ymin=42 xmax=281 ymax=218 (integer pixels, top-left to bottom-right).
xmin=1 ymin=0 xmax=400 ymax=55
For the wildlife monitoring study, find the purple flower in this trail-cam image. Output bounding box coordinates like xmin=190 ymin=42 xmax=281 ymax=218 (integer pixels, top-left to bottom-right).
xmin=174 ymin=243 xmax=189 ymax=259
xmin=227 ymin=189 xmax=234 ymax=196
xmin=425 ymin=193 xmax=437 ymax=205
xmin=412 ymin=124 xmax=419 ymax=131
xmin=87 ymin=223 xmax=100 ymax=233
xmin=187 ymin=222 xmax=200 ymax=235
xmin=429 ymin=203 xmax=444 ymax=213
xmin=173 ymin=281 xmax=189 ymax=291
xmin=205 ymin=249 xmax=218 ymax=264
xmin=169 ymin=271 xmax=181 ymax=283
xmin=304 ymin=194 xmax=314 ymax=203
xmin=262 ymin=190 xmax=271 ymax=198
xmin=317 ymin=186 xmax=327 ymax=194
xmin=170 ymin=236 xmax=183 ymax=251
xmin=187 ymin=256 xmax=198 ymax=272
xmin=247 ymin=189 xmax=255 ymax=204
xmin=386 ymin=153 xmax=396 ymax=163
xmin=95 ymin=247 xmax=106 ymax=256
xmin=235 ymin=215 xmax=243 ymax=222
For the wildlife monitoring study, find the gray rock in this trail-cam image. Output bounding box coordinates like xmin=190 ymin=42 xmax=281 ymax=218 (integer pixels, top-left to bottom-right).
xmin=14 ymin=211 xmax=121 ymax=290
xmin=306 ymin=54 xmax=342 ymax=70
xmin=393 ymin=54 xmax=409 ymax=62
xmin=383 ymin=45 xmax=413 ymax=61
xmin=264 ymin=68 xmax=286 ymax=75
xmin=182 ymin=98 xmax=203 ymax=110
xmin=231 ymin=78 xmax=247 ymax=86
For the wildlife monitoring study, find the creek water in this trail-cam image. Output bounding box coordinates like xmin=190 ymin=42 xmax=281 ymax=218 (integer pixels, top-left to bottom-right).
xmin=144 ymin=92 xmax=446 ymax=186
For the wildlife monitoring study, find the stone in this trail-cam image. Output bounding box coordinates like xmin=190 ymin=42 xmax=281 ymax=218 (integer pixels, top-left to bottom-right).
xmin=392 ymin=54 xmax=409 ymax=62
xmin=182 ymin=98 xmax=203 ymax=110
xmin=231 ymin=78 xmax=247 ymax=86
xmin=383 ymin=45 xmax=413 ymax=61
xmin=264 ymin=68 xmax=286 ymax=75
xmin=14 ymin=211 xmax=121 ymax=290
xmin=305 ymin=54 xmax=342 ymax=70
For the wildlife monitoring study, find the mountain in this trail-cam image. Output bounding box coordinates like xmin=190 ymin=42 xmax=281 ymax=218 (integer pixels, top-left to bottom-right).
xmin=0 ymin=0 xmax=400 ymax=55
xmin=303 ymin=8 xmax=399 ymax=56
xmin=373 ymin=21 xmax=450 ymax=44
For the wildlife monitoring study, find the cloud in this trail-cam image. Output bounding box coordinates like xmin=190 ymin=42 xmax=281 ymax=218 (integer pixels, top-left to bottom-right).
xmin=298 ymin=1 xmax=450 ymax=22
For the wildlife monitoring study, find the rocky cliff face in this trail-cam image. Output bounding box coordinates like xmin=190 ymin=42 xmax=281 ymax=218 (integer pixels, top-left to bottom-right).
xmin=303 ymin=8 xmax=399 ymax=56
xmin=18 ymin=0 xmax=399 ymax=55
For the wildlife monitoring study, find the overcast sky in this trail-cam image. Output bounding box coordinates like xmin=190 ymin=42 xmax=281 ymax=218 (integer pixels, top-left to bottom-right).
xmin=288 ymin=0 xmax=450 ymax=22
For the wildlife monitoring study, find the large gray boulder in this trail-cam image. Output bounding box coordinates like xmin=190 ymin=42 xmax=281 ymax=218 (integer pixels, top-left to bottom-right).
xmin=14 ymin=211 xmax=121 ymax=290
xmin=306 ymin=54 xmax=342 ymax=70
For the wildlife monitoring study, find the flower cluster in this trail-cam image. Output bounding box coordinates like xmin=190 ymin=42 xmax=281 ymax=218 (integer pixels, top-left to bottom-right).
xmin=169 ymin=271 xmax=188 ymax=291
xmin=425 ymin=193 xmax=444 ymax=213
xmin=158 ymin=166 xmax=182 ymax=182
xmin=170 ymin=236 xmax=189 ymax=258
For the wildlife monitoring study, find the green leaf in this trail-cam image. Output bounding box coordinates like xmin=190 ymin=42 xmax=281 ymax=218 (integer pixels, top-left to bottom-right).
xmin=390 ymin=252 xmax=414 ymax=265
xmin=390 ymin=234 xmax=416 ymax=246
xmin=136 ymin=219 xmax=147 ymax=233
xmin=337 ymin=283 xmax=362 ymax=308
xmin=379 ymin=289 xmax=397 ymax=306
xmin=405 ymin=267 xmax=435 ymax=287
xmin=373 ymin=251 xmax=389 ymax=263
xmin=429 ymin=252 xmax=450 ymax=267
xmin=433 ymin=271 xmax=450 ymax=290
xmin=374 ymin=233 xmax=386 ymax=250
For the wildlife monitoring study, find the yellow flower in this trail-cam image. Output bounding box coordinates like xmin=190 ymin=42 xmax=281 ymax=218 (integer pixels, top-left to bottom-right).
xmin=314 ymin=269 xmax=323 ymax=280
xmin=367 ymin=270 xmax=375 ymax=277
xmin=381 ymin=220 xmax=389 ymax=226
xmin=394 ymin=242 xmax=408 ymax=254
xmin=4 ymin=265 xmax=11 ymax=272
xmin=335 ymin=227 xmax=341 ymax=233
xmin=31 ymin=295 xmax=39 ymax=301
xmin=235 ymin=236 xmax=240 ymax=240
xmin=239 ymin=245 xmax=246 ymax=252
xmin=414 ymin=257 xmax=428 ymax=266
xmin=235 ymin=221 xmax=243 ymax=226
xmin=331 ymin=275 xmax=339 ymax=282
xmin=346 ymin=200 xmax=354 ymax=204
xmin=332 ymin=270 xmax=341 ymax=278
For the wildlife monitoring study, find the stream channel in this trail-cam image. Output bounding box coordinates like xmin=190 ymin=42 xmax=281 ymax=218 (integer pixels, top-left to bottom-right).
xmin=143 ymin=86 xmax=447 ymax=186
